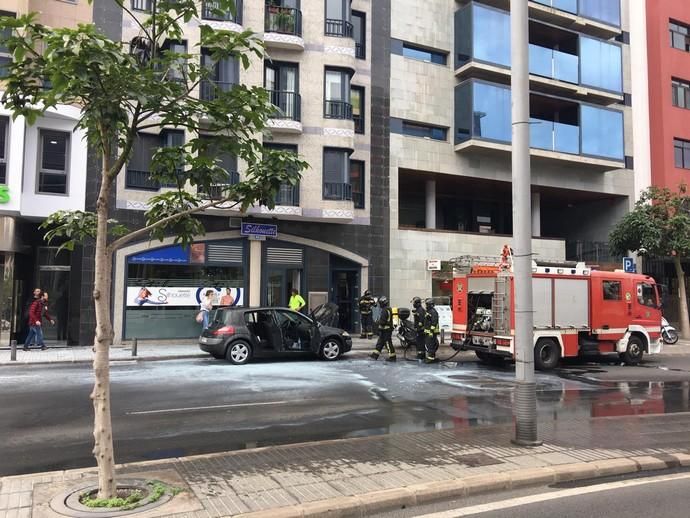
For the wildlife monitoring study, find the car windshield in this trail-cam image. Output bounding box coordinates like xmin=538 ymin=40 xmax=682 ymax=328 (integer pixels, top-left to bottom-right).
xmin=212 ymin=309 xmax=239 ymax=326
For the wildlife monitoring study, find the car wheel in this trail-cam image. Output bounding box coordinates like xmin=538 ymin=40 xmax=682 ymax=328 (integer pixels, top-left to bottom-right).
xmin=226 ymin=340 xmax=252 ymax=365
xmin=534 ymin=338 xmax=561 ymax=371
xmin=319 ymin=338 xmax=342 ymax=361
xmin=621 ymin=335 xmax=644 ymax=365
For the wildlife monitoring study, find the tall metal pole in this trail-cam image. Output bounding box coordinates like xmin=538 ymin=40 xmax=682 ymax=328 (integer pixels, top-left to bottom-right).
xmin=510 ymin=0 xmax=540 ymax=446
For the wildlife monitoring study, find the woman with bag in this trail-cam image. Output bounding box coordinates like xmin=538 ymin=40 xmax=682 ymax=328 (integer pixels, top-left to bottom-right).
xmin=197 ymin=289 xmax=215 ymax=329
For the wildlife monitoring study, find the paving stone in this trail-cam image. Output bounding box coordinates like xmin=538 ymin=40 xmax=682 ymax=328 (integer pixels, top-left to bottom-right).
xmin=287 ymin=482 xmax=343 ymax=503
xmin=241 ymin=489 xmax=298 ymax=512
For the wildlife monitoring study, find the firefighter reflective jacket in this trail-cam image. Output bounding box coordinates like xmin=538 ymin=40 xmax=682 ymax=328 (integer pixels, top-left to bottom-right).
xmin=358 ymin=295 xmax=375 ymax=315
xmin=378 ymin=307 xmax=393 ymax=330
xmin=424 ymin=308 xmax=440 ymax=336
xmin=413 ymin=306 xmax=426 ymax=332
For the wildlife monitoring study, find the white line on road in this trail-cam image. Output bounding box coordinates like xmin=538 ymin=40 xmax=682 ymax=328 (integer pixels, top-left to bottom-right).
xmin=0 ymin=375 xmax=39 ymax=380
xmin=414 ymin=471 xmax=690 ymax=518
xmin=127 ymin=400 xmax=294 ymax=415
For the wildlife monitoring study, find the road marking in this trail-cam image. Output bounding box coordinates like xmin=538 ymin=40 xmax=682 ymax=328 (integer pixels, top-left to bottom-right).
xmin=0 ymin=375 xmax=39 ymax=380
xmin=127 ymin=400 xmax=293 ymax=415
xmin=414 ymin=471 xmax=690 ymax=517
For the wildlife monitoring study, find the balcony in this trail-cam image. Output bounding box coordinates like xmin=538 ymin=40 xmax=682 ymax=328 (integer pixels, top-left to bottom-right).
xmin=275 ymin=183 xmax=300 ymax=206
xmin=200 ymin=172 xmax=240 ymax=200
xmin=325 ymin=19 xmax=353 ymax=38
xmin=324 ymin=100 xmax=353 ymax=120
xmin=454 ymin=79 xmax=625 ymax=171
xmin=131 ymin=0 xmax=151 ymax=12
xmin=454 ymin=2 xmax=623 ymax=102
xmin=201 ymin=0 xmax=242 ymax=23
xmin=264 ymin=5 xmax=304 ymax=51
xmin=532 ymin=0 xmax=620 ymax=29
xmin=266 ymin=90 xmax=302 ymax=133
xmin=323 ymin=182 xmax=352 ymax=201
xmin=126 ymin=169 xmax=159 ymax=191
xmin=355 ymin=43 xmax=365 ymax=59
xmin=200 ymin=80 xmax=235 ymax=101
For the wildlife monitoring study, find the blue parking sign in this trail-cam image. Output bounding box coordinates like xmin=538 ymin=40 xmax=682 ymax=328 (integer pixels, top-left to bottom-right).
xmin=623 ymin=257 xmax=636 ymax=273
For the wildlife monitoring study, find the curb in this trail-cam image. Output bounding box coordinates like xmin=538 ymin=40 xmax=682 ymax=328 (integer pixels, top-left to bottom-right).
xmin=233 ymin=454 xmax=690 ymax=518
xmin=0 ymin=353 xmax=206 ymax=367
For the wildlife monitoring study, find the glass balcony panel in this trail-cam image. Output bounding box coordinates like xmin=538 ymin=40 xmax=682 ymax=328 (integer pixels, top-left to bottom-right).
xmin=553 ymin=50 xmax=579 ymax=84
xmin=580 ymin=36 xmax=622 ymax=92
xmin=529 ymin=45 xmax=553 ymax=79
xmin=471 ymin=82 xmax=511 ymax=142
xmin=554 ymin=121 xmax=580 ymax=154
xmin=532 ymin=0 xmax=577 ymax=14
xmin=529 ymin=45 xmax=578 ymax=84
xmin=530 ymin=118 xmax=553 ymax=151
xmin=579 ymin=0 xmax=620 ymax=27
xmin=581 ymin=105 xmax=624 ymax=160
xmin=473 ymin=4 xmax=510 ymax=67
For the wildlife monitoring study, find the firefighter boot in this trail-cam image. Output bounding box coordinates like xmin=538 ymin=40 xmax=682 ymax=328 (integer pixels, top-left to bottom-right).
xmin=369 ymin=351 xmax=380 ymax=360
xmin=424 ymin=355 xmax=437 ymax=364
xmin=386 ymin=355 xmax=397 ymax=362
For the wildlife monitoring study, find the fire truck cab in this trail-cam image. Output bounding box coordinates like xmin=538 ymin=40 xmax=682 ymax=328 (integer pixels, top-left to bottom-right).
xmin=450 ymin=255 xmax=663 ymax=370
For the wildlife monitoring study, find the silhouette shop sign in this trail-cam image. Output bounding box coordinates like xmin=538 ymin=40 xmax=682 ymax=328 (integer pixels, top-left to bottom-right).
xmin=241 ymin=223 xmax=278 ymax=241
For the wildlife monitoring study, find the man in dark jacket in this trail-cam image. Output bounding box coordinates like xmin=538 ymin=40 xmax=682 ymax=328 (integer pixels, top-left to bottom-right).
xmin=369 ymin=296 xmax=396 ymax=361
xmin=412 ymin=297 xmax=426 ymax=360
xmin=358 ymin=290 xmax=375 ymax=339
xmin=23 ymin=288 xmax=54 ymax=350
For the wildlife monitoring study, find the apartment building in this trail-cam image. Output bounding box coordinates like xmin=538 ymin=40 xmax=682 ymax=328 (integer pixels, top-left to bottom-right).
xmin=0 ymin=0 xmax=91 ymax=346
xmin=65 ymin=0 xmax=388 ymax=344
xmin=386 ymin=0 xmax=634 ymax=308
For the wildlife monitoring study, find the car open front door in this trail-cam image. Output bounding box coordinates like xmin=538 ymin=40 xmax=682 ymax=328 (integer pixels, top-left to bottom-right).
xmin=274 ymin=310 xmax=316 ymax=352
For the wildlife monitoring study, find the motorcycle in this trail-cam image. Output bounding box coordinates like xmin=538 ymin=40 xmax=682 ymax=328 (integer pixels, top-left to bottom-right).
xmin=662 ymin=316 xmax=679 ymax=345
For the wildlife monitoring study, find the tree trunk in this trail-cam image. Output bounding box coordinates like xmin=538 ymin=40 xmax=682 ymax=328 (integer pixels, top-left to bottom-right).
xmin=673 ymin=255 xmax=690 ymax=340
xmin=92 ymin=166 xmax=116 ymax=499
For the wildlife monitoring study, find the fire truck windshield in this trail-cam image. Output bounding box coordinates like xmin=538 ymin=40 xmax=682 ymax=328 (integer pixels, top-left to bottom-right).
xmin=637 ymin=282 xmax=658 ymax=308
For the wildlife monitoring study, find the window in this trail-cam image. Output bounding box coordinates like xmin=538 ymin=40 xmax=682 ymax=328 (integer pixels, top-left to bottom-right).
xmin=603 ymin=281 xmax=621 ymax=301
xmin=351 ymin=86 xmax=364 ymax=134
xmin=265 ymin=62 xmax=300 ymax=121
xmin=323 ymin=148 xmax=352 ymax=200
xmin=670 ymin=20 xmax=690 ymax=52
xmin=672 ymin=78 xmax=690 ymax=109
xmin=325 ymin=0 xmax=352 ymax=37
xmin=324 ymin=68 xmax=352 ymax=119
xmin=637 ymin=283 xmax=658 ymax=308
xmin=127 ymin=131 xmax=184 ymax=190
xmin=265 ymin=0 xmax=301 ymax=36
xmin=402 ymin=121 xmax=447 ymax=141
xmin=38 ymin=130 xmax=69 ymax=194
xmin=201 ymin=0 xmax=242 ymax=23
xmin=402 ymin=43 xmax=447 ymax=65
xmin=263 ymin=143 xmax=299 ymax=206
xmin=200 ymin=48 xmax=239 ymax=100
xmin=580 ymin=105 xmax=624 ymax=160
xmin=674 ymin=138 xmax=690 ymax=169
xmin=161 ymin=40 xmax=187 ymax=83
xmin=131 ymin=0 xmax=152 ymax=12
xmin=352 ymin=11 xmax=366 ymax=59
xmin=199 ymin=136 xmax=238 ymax=199
xmin=350 ymin=160 xmax=364 ymax=209
xmin=0 ymin=117 xmax=7 ymax=184
xmin=0 ymin=11 xmax=15 ymax=78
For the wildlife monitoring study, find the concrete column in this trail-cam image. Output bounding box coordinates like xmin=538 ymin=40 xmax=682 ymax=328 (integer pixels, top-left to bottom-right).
xmin=425 ymin=180 xmax=436 ymax=230
xmin=531 ymin=192 xmax=541 ymax=238
xmin=249 ymin=239 xmax=262 ymax=306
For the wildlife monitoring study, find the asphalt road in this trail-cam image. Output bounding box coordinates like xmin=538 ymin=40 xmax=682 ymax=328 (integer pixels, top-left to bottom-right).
xmin=2 ymin=350 xmax=690 ymax=476
xmin=374 ymin=470 xmax=690 ymax=518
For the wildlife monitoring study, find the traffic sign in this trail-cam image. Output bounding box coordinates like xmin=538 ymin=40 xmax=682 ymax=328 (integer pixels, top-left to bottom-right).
xmin=623 ymin=257 xmax=636 ymax=273
xmin=241 ymin=222 xmax=277 ymax=239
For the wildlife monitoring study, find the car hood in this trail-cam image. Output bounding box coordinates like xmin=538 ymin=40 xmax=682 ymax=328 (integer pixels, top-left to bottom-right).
xmin=319 ymin=325 xmax=347 ymax=336
xmin=311 ymin=302 xmax=340 ymax=327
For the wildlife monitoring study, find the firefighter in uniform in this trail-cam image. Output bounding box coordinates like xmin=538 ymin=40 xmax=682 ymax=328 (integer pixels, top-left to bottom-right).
xmin=424 ymin=298 xmax=440 ymax=363
xmin=369 ymin=295 xmax=396 ymax=362
xmin=358 ymin=290 xmax=375 ymax=339
xmin=412 ymin=297 xmax=427 ymax=360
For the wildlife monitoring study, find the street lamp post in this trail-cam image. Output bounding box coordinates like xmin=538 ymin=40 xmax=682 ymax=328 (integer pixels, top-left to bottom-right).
xmin=510 ymin=0 xmax=540 ymax=446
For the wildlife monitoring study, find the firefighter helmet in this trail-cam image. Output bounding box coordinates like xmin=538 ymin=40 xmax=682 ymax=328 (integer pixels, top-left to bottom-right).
xmin=412 ymin=297 xmax=422 ymax=307
xmin=425 ymin=298 xmax=435 ymax=309
xmin=364 ymin=290 xmax=371 ymax=297
xmin=378 ymin=295 xmax=389 ymax=307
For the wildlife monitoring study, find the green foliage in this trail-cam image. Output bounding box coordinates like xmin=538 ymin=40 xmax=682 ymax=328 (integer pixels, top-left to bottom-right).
xmin=0 ymin=0 xmax=307 ymax=252
xmin=80 ymin=489 xmax=143 ymax=509
xmin=609 ymin=185 xmax=690 ymax=259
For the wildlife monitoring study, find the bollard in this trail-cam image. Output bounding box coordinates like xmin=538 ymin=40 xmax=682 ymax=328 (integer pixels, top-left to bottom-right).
xmin=131 ymin=338 xmax=138 ymax=357
xmin=10 ymin=341 xmax=16 ymax=361
xmin=441 ymin=328 xmax=445 ymax=344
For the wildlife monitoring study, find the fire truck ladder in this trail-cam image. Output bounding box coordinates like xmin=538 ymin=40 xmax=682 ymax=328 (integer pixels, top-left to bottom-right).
xmin=492 ymin=274 xmax=509 ymax=335
xmin=449 ymin=255 xmax=512 ymax=275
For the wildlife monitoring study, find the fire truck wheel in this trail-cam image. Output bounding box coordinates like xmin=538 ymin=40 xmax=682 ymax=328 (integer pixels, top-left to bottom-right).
xmin=534 ymin=338 xmax=561 ymax=371
xmin=621 ymin=335 xmax=644 ymax=365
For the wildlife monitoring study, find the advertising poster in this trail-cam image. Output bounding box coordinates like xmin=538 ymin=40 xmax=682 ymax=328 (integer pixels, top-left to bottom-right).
xmin=127 ymin=286 xmax=244 ymax=307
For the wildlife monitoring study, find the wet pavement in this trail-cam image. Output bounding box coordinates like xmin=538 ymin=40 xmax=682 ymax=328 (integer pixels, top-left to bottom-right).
xmin=2 ymin=353 xmax=690 ymax=476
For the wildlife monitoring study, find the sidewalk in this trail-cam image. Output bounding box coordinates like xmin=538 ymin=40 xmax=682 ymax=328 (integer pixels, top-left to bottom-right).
xmin=2 ymin=413 xmax=690 ymax=517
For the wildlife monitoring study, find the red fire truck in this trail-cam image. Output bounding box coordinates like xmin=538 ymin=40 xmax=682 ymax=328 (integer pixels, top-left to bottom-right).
xmin=450 ymin=253 xmax=663 ymax=370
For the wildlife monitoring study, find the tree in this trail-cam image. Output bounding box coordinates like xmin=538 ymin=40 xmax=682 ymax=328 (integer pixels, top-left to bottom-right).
xmin=0 ymin=0 xmax=306 ymax=499
xmin=609 ymin=185 xmax=690 ymax=338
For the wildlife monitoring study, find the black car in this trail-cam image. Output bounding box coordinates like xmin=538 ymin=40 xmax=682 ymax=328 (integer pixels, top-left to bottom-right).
xmin=199 ymin=305 xmax=352 ymax=365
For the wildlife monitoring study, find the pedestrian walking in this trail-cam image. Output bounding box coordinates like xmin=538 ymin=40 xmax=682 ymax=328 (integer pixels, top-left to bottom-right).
xmin=23 ymin=289 xmax=54 ymax=350
xmin=289 ymin=288 xmax=306 ymax=313
xmin=369 ymin=295 xmax=396 ymax=362
xmin=197 ymin=289 xmax=214 ymax=329
xmin=358 ymin=290 xmax=375 ymax=339
xmin=424 ymin=298 xmax=440 ymax=363
xmin=412 ymin=296 xmax=427 ymax=360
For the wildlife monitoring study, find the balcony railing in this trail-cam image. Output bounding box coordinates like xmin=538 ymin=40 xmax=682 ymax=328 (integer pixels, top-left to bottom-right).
xmin=324 ymin=100 xmax=353 ymax=120
xmin=529 ymin=44 xmax=579 ymax=85
xmin=566 ymin=240 xmax=622 ymax=264
xmin=355 ymin=42 xmax=365 ymax=59
xmin=265 ymin=5 xmax=303 ymax=37
xmin=532 ymin=0 xmax=577 ymax=14
xmin=352 ymin=190 xmax=364 ymax=209
xmin=201 ymin=0 xmax=242 ymax=23
xmin=530 ymin=118 xmax=580 ymax=155
xmin=131 ymin=0 xmax=152 ymax=12
xmin=275 ymin=183 xmax=300 ymax=206
xmin=325 ymin=19 xmax=353 ymax=38
xmin=267 ymin=90 xmax=301 ymax=121
xmin=353 ymin=113 xmax=364 ymax=134
xmin=323 ymin=182 xmax=353 ymax=201
xmin=126 ymin=169 xmax=160 ymax=191
xmin=200 ymin=80 xmax=235 ymax=101
xmin=200 ymin=172 xmax=240 ymax=200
